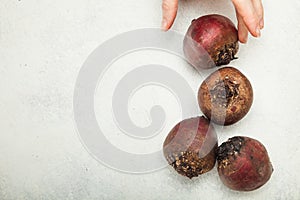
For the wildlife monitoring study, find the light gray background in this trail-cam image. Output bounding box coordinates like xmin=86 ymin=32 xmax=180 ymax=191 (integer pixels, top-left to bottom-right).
xmin=1 ymin=0 xmax=300 ymax=199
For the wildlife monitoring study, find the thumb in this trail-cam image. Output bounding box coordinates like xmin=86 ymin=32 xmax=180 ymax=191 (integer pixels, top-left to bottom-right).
xmin=161 ymin=0 xmax=178 ymax=31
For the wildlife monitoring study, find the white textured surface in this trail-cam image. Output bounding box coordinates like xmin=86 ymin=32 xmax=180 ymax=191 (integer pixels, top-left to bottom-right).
xmin=1 ymin=0 xmax=300 ymax=199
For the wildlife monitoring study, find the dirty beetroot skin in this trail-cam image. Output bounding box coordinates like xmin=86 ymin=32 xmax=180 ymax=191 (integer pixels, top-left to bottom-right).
xmin=163 ymin=116 xmax=218 ymax=179
xmin=198 ymin=66 xmax=253 ymax=125
xmin=217 ymin=136 xmax=273 ymax=191
xmin=183 ymin=14 xmax=238 ymax=69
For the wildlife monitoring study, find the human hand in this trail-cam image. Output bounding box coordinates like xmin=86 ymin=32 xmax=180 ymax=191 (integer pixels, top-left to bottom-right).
xmin=161 ymin=0 xmax=264 ymax=43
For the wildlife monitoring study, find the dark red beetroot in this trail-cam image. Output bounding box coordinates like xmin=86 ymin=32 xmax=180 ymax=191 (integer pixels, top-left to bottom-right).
xmin=217 ymin=136 xmax=273 ymax=191
xmin=183 ymin=14 xmax=238 ymax=69
xmin=163 ymin=116 xmax=218 ymax=178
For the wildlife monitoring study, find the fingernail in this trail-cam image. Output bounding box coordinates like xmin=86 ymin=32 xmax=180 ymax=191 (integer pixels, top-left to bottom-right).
xmin=256 ymin=27 xmax=261 ymax=37
xmin=259 ymin=19 xmax=264 ymax=29
xmin=161 ymin=20 xmax=168 ymax=31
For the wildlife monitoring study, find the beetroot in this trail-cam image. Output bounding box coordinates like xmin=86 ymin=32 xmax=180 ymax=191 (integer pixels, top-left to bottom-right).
xmin=163 ymin=116 xmax=218 ymax=178
xmin=183 ymin=14 xmax=238 ymax=69
xmin=198 ymin=67 xmax=253 ymax=125
xmin=217 ymin=136 xmax=273 ymax=191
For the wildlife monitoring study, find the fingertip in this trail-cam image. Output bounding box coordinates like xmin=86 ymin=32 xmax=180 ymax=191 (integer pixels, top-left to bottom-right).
xmin=255 ymin=26 xmax=261 ymax=37
xmin=161 ymin=19 xmax=169 ymax=31
xmin=259 ymin=18 xmax=264 ymax=29
xmin=238 ymin=30 xmax=248 ymax=43
xmin=245 ymin=22 xmax=259 ymax=38
xmin=239 ymin=36 xmax=248 ymax=43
